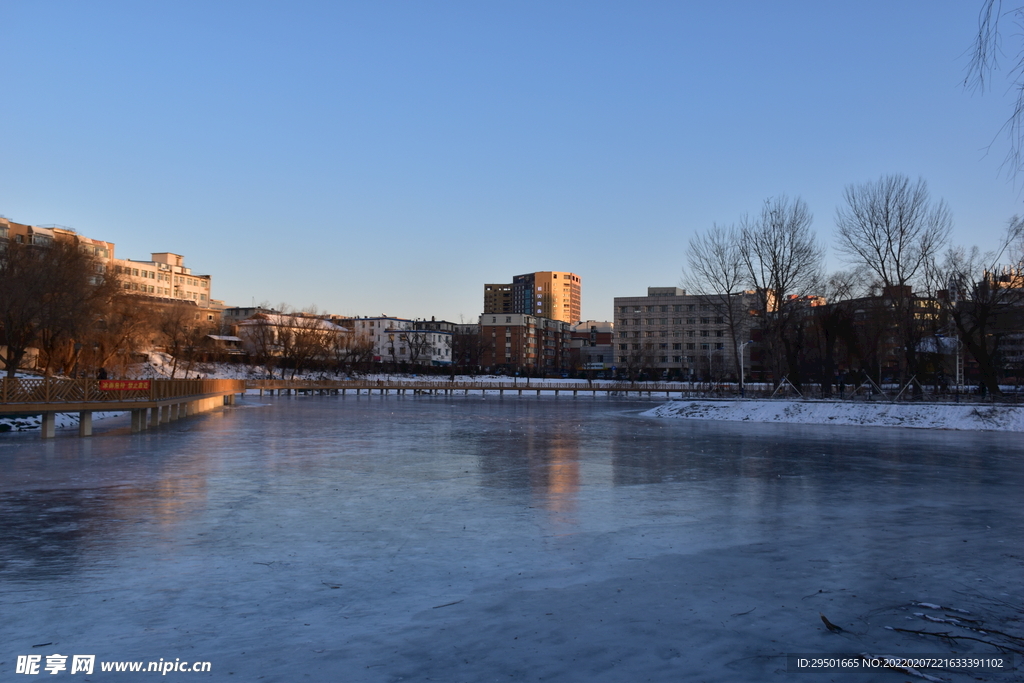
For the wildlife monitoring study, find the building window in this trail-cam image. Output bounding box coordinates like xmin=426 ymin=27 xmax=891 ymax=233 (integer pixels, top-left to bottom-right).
xmin=686 ymin=343 xmax=695 ymax=350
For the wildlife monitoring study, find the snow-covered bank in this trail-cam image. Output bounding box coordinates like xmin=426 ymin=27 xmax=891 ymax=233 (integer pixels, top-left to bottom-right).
xmin=0 ymin=411 xmax=126 ymax=433
xmin=644 ymin=399 xmax=1024 ymax=431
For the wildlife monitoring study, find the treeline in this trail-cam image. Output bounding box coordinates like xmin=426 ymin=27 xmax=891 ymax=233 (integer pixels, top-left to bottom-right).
xmin=0 ymin=240 xmax=222 ymax=379
xmin=685 ymin=174 xmax=1024 ymax=396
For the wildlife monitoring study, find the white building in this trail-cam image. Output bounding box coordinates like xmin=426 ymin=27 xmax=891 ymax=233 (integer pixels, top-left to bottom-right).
xmin=348 ymin=317 xmax=453 ymax=366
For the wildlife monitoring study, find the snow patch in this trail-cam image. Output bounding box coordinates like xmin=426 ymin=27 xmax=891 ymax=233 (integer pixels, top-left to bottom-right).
xmin=643 ymin=399 xmax=1024 ymax=432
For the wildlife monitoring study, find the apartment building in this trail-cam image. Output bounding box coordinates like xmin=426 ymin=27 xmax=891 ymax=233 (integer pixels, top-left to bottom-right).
xmin=345 ymin=317 xmax=453 ymax=366
xmin=479 ymin=313 xmax=572 ymax=371
xmin=113 ymin=252 xmax=213 ymax=308
xmin=0 ymin=219 xmax=115 ymax=261
xmin=513 ymin=271 xmax=581 ymax=323
xmin=613 ymin=287 xmax=762 ymax=379
xmin=484 ymin=271 xmax=582 ymax=324
xmin=1 ymin=217 xmax=216 ymax=311
xmin=483 ymin=284 xmax=513 ymax=315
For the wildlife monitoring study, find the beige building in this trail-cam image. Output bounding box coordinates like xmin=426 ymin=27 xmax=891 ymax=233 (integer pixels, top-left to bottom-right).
xmin=113 ymin=252 xmax=213 ymax=308
xmin=513 ymin=271 xmax=581 ymax=323
xmin=613 ymin=287 xmax=762 ymax=379
xmin=484 ymin=271 xmax=581 ymax=324
xmin=0 ymin=217 xmax=214 ymax=310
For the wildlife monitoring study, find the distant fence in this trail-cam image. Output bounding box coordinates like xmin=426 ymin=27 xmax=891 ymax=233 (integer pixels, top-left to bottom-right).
xmin=243 ymin=378 xmax=1024 ymax=403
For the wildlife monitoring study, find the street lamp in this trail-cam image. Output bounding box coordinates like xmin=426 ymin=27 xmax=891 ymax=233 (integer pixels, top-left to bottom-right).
xmin=739 ymin=340 xmax=754 ymax=398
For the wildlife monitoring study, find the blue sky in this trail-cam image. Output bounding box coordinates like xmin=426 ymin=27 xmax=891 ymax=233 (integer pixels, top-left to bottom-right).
xmin=1 ymin=1 xmax=1019 ymax=321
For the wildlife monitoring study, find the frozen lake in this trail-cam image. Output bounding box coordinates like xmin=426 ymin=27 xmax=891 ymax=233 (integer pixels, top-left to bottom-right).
xmin=2 ymin=396 xmax=1022 ymax=681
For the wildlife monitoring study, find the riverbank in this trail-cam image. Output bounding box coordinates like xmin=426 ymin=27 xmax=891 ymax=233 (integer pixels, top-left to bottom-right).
xmin=644 ymin=398 xmax=1024 ymax=431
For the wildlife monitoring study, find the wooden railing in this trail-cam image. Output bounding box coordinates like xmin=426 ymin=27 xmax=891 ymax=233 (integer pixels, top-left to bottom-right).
xmin=0 ymin=378 xmax=246 ymax=405
xmin=245 ymin=379 xmax=690 ymax=393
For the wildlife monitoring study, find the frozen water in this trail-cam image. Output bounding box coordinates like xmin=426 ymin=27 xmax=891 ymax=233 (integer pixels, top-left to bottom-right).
xmin=1 ymin=395 xmax=1022 ymax=681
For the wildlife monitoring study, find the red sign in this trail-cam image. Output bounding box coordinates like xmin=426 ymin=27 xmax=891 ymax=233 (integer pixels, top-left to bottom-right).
xmin=99 ymin=380 xmax=151 ymax=391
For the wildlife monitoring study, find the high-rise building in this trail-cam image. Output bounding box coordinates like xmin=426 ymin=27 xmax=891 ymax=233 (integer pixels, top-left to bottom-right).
xmin=513 ymin=271 xmax=581 ymax=323
xmin=483 ymin=271 xmax=581 ymax=323
xmin=483 ymin=284 xmax=513 ymax=315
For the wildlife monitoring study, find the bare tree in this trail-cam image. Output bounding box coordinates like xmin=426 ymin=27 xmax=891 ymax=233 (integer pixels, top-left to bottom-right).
xmin=239 ymin=312 xmax=282 ymax=378
xmin=967 ymin=1 xmax=1024 ymax=176
xmin=157 ymin=303 xmax=214 ymax=378
xmin=283 ymin=309 xmax=334 ymax=378
xmin=0 ymin=241 xmax=118 ymax=378
xmin=617 ymin=342 xmax=659 ymax=381
xmin=835 ymin=174 xmax=952 ymax=384
xmin=684 ymin=224 xmax=751 ymax=381
xmin=85 ymin=294 xmax=158 ymax=377
xmin=805 ymin=270 xmax=862 ymax=396
xmin=930 ymin=217 xmax=1024 ymax=396
xmin=739 ymin=196 xmax=825 ymax=385
xmin=451 ymin=326 xmax=486 ymax=374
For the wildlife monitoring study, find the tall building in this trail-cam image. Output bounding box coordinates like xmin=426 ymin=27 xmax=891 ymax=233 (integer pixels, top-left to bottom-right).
xmin=483 ymin=271 xmax=581 ymax=323
xmin=513 ymin=271 xmax=581 ymax=323
xmin=483 ymin=284 xmax=513 ymax=314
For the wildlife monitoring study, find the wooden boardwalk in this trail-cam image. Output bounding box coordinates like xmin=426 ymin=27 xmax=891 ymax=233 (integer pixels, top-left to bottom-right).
xmin=246 ymin=379 xmax=695 ymax=398
xmin=0 ymin=378 xmax=246 ymax=438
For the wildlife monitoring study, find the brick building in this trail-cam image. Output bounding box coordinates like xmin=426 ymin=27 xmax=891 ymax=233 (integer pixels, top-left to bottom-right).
xmin=479 ymin=313 xmax=572 ymax=372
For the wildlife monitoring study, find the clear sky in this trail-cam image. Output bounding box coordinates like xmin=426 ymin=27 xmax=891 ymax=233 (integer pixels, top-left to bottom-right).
xmin=1 ymin=1 xmax=1020 ymax=322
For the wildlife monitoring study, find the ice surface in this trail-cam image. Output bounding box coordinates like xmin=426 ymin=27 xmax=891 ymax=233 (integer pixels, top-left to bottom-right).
xmin=1 ymin=396 xmax=1022 ymax=682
